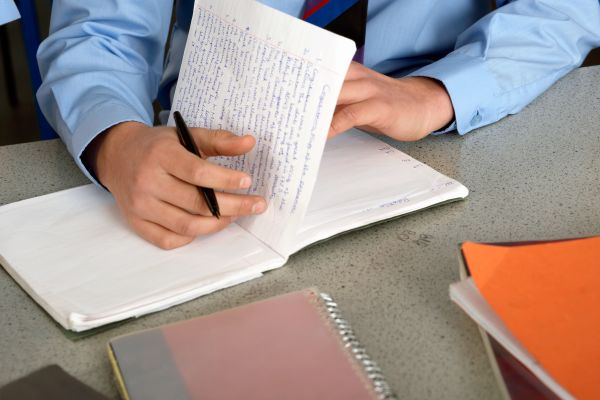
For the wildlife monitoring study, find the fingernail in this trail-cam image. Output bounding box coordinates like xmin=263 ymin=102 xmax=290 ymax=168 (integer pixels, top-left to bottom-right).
xmin=252 ymin=201 xmax=266 ymax=214
xmin=239 ymin=177 xmax=251 ymax=189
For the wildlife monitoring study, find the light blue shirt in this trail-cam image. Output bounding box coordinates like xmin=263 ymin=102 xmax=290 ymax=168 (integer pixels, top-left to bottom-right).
xmin=0 ymin=0 xmax=20 ymax=25
xmin=37 ymin=0 xmax=600 ymax=184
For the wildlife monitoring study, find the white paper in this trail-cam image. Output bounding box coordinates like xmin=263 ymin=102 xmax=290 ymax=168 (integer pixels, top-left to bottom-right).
xmin=0 ymin=185 xmax=283 ymax=331
xmin=450 ymin=278 xmax=573 ymax=400
xmin=169 ymin=0 xmax=356 ymax=255
xmin=292 ymin=130 xmax=469 ymax=252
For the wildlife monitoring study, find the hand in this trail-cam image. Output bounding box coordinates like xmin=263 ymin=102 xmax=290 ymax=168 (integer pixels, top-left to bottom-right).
xmin=330 ymin=62 xmax=455 ymax=141
xmin=83 ymin=122 xmax=267 ymax=249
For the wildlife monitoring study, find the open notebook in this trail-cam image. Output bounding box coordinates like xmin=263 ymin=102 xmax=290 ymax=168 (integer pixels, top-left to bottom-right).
xmin=0 ymin=131 xmax=467 ymax=332
xmin=0 ymin=0 xmax=468 ymax=331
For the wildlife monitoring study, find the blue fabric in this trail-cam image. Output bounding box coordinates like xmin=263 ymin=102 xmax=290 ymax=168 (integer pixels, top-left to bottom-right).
xmin=0 ymin=0 xmax=20 ymax=25
xmin=37 ymin=0 xmax=600 ymax=185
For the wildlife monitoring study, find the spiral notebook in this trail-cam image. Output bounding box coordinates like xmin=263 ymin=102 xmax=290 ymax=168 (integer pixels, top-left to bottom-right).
xmin=108 ymin=288 xmax=396 ymax=400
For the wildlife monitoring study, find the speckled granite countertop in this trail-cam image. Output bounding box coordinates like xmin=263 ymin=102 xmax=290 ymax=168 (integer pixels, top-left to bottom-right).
xmin=1 ymin=66 xmax=598 ymax=399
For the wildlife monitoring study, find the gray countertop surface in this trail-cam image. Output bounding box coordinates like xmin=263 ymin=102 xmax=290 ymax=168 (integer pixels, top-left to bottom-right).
xmin=1 ymin=66 xmax=599 ymax=399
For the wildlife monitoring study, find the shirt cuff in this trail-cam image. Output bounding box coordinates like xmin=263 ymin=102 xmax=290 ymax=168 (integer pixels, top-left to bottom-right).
xmin=432 ymin=120 xmax=457 ymax=136
xmin=409 ymin=51 xmax=502 ymax=135
xmin=71 ymin=103 xmax=148 ymax=187
xmin=0 ymin=1 xmax=20 ymax=25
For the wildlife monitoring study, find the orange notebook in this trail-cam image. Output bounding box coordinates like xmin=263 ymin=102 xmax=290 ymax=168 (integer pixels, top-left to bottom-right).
xmin=457 ymin=237 xmax=600 ymax=400
xmin=108 ymin=289 xmax=395 ymax=400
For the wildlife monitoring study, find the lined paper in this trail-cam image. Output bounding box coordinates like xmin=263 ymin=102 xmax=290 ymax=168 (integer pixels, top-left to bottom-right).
xmin=170 ymin=0 xmax=356 ymax=255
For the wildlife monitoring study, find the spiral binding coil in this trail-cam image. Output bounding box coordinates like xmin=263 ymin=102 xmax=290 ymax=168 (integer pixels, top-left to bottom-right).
xmin=319 ymin=293 xmax=397 ymax=400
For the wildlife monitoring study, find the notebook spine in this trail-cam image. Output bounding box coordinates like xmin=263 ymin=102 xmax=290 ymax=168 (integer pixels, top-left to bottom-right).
xmin=319 ymin=293 xmax=397 ymax=400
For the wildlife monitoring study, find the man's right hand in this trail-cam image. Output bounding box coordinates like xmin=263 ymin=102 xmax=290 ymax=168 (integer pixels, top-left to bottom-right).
xmin=83 ymin=121 xmax=267 ymax=250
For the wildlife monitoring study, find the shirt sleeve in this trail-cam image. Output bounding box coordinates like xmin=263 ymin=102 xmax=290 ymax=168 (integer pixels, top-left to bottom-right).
xmin=0 ymin=0 xmax=20 ymax=25
xmin=410 ymin=0 xmax=600 ymax=135
xmin=36 ymin=1 xmax=173 ymax=184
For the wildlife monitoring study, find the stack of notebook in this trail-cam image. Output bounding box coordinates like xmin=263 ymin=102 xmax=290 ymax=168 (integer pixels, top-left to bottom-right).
xmin=450 ymin=236 xmax=600 ymax=400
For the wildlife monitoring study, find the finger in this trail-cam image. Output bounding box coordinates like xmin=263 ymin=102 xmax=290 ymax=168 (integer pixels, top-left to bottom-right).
xmin=164 ymin=149 xmax=252 ymax=190
xmin=153 ymin=174 xmax=267 ymax=217
xmin=344 ymin=62 xmax=373 ymax=81
xmin=337 ymin=79 xmax=374 ymax=105
xmin=328 ymin=100 xmax=383 ymax=137
xmin=128 ymin=216 xmax=194 ymax=250
xmin=145 ymin=198 xmax=234 ymax=237
xmin=190 ymin=128 xmax=256 ymax=157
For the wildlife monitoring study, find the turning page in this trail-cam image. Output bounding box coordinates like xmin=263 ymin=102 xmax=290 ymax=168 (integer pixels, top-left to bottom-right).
xmin=169 ymin=0 xmax=356 ymax=256
xmin=450 ymin=279 xmax=573 ymax=400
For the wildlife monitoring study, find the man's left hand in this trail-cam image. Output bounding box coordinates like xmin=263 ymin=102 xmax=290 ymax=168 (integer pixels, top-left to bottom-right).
xmin=330 ymin=62 xmax=455 ymax=141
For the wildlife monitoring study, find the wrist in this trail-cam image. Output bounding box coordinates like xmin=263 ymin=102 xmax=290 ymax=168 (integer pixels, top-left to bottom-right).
xmin=82 ymin=121 xmax=148 ymax=187
xmin=409 ymin=76 xmax=455 ymax=133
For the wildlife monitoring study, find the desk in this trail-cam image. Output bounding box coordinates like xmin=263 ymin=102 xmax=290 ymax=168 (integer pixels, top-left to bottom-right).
xmin=1 ymin=66 xmax=599 ymax=399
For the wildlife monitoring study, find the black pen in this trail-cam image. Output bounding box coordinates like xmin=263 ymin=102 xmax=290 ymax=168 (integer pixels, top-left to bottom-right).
xmin=173 ymin=111 xmax=221 ymax=219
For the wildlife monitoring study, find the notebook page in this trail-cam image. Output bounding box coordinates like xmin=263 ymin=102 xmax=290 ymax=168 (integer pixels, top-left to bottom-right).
xmin=169 ymin=0 xmax=355 ymax=256
xmin=0 ymin=185 xmax=284 ymax=331
xmin=462 ymin=239 xmax=600 ymax=400
xmin=450 ymin=278 xmax=573 ymax=400
xmin=292 ymin=130 xmax=469 ymax=252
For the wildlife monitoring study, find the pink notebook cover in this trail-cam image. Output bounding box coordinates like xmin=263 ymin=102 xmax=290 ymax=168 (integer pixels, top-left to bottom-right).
xmin=108 ymin=289 xmax=395 ymax=400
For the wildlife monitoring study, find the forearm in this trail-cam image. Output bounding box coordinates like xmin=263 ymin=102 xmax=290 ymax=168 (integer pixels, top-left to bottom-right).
xmin=36 ymin=0 xmax=173 ymax=184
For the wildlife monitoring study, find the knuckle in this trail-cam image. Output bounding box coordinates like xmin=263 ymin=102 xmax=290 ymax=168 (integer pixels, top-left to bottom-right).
xmin=191 ymin=164 xmax=209 ymax=184
xmin=131 ymin=170 xmax=151 ymax=193
xmin=199 ymin=219 xmax=227 ymax=235
xmin=203 ymin=129 xmax=219 ymax=144
xmin=162 ymin=138 xmax=181 ymax=154
xmin=211 ymin=129 xmax=226 ymax=137
xmin=330 ymin=115 xmax=346 ymax=133
xmin=212 ymin=129 xmax=232 ymax=140
xmin=234 ymin=199 xmax=247 ymax=216
xmin=189 ymin=191 xmax=206 ymax=213
xmin=226 ymin=173 xmax=242 ymax=189
xmin=372 ymin=98 xmax=388 ymax=109
xmin=238 ymin=197 xmax=254 ymax=215
xmin=142 ymin=142 xmax=162 ymax=165
xmin=128 ymin=195 xmax=147 ymax=215
xmin=174 ymin=216 xmax=194 ymax=236
xmin=341 ymin=106 xmax=360 ymax=123
xmin=371 ymin=83 xmax=383 ymax=92
xmin=205 ymin=129 xmax=227 ymax=154
xmin=194 ymin=223 xmax=212 ymax=236
xmin=357 ymin=78 xmax=370 ymax=88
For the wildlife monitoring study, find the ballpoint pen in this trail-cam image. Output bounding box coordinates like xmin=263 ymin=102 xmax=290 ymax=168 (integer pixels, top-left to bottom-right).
xmin=173 ymin=111 xmax=221 ymax=219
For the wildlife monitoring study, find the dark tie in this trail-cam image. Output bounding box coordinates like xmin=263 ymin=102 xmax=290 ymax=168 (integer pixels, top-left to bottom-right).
xmin=302 ymin=0 xmax=368 ymax=63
